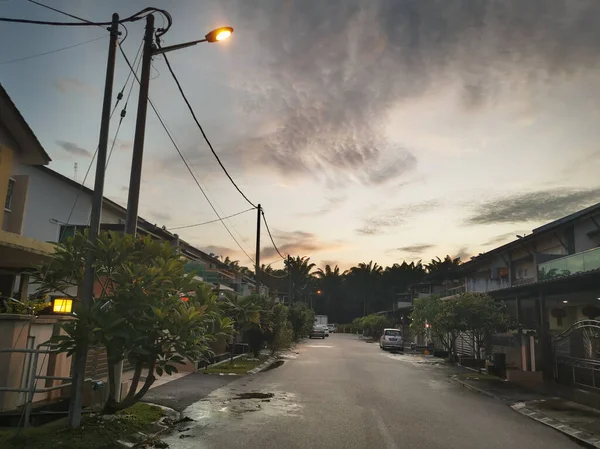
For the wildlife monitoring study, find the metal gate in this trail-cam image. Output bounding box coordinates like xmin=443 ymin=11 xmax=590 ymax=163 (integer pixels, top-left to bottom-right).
xmin=553 ymin=320 xmax=600 ymax=390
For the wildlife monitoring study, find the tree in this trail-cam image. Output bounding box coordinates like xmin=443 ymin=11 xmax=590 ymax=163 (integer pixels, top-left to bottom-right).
xmin=34 ymin=231 xmax=232 ymax=413
xmin=355 ymin=314 xmax=392 ymax=339
xmin=346 ymin=261 xmax=383 ymax=316
xmin=288 ymin=302 xmax=315 ymax=340
xmin=224 ymin=293 xmax=261 ymax=361
xmin=314 ymin=264 xmax=345 ymax=318
xmin=284 ymin=256 xmax=316 ymax=302
xmin=456 ymin=293 xmax=509 ymax=358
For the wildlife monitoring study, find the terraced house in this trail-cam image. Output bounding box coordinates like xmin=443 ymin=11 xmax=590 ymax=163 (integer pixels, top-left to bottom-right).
xmin=454 ymin=204 xmax=600 ymax=389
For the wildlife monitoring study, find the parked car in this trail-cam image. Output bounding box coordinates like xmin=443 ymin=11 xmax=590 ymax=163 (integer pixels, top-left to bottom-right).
xmin=327 ymin=324 xmax=337 ymax=333
xmin=309 ymin=326 xmax=326 ymax=339
xmin=379 ymin=328 xmax=404 ymax=351
xmin=317 ymin=324 xmax=330 ymax=337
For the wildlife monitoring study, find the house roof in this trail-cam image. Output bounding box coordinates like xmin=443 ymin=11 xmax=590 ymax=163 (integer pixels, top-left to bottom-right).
xmin=37 ymin=166 xmax=250 ymax=277
xmin=460 ymin=201 xmax=600 ymax=271
xmin=0 ymin=83 xmax=51 ymax=165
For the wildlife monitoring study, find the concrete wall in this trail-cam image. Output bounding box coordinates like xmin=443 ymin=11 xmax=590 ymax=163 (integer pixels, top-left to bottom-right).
xmin=0 ymin=315 xmax=74 ymax=412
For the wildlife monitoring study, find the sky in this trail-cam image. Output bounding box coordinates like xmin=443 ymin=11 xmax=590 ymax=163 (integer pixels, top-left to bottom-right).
xmin=2 ymin=0 xmax=600 ymax=271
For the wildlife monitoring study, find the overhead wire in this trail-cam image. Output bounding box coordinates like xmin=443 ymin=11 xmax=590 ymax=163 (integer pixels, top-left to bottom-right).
xmin=3 ymin=4 xmax=172 ymax=37
xmin=156 ymin=42 xmax=257 ymax=209
xmin=0 ymin=35 xmax=106 ymax=65
xmin=169 ymin=208 xmax=255 ymax=230
xmin=118 ymin=44 xmax=256 ymax=266
xmin=261 ymin=209 xmax=287 ymax=260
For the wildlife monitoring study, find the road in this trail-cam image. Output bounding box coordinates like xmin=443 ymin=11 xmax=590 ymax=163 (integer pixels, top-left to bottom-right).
xmin=162 ymin=334 xmax=582 ymax=449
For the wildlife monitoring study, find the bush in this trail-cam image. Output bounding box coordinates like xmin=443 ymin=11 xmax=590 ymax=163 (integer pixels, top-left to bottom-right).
xmin=352 ymin=314 xmax=392 ymax=339
xmin=288 ymin=303 xmax=315 ymax=341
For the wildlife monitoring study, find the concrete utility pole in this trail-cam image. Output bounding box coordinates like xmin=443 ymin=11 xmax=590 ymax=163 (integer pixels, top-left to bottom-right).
xmin=255 ymin=204 xmax=262 ymax=293
xmin=69 ymin=13 xmax=120 ymax=429
xmin=125 ymin=13 xmax=155 ymax=235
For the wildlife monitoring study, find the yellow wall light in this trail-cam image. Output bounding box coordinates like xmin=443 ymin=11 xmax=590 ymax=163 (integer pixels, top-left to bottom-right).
xmin=52 ymin=298 xmax=73 ymax=314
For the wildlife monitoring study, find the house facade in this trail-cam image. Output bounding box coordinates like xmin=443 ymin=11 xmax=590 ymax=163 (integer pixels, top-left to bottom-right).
xmin=453 ymin=204 xmax=600 ymax=388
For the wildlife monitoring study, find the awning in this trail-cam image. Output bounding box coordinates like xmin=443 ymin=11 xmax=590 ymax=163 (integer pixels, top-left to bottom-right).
xmin=0 ymin=230 xmax=55 ymax=268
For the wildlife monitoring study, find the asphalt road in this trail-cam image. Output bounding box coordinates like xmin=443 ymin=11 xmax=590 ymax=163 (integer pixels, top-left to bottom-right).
xmin=162 ymin=334 xmax=582 ymax=449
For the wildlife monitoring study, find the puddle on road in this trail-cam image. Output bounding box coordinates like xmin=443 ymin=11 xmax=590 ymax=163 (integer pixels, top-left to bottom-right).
xmin=232 ymin=392 xmax=274 ymax=400
xmin=161 ymin=384 xmax=303 ymax=448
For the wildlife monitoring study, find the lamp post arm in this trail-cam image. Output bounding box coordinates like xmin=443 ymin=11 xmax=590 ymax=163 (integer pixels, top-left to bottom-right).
xmin=153 ymin=38 xmax=207 ymax=55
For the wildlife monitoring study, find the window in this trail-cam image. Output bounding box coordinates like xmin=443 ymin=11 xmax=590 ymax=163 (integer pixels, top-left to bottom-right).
xmin=384 ymin=330 xmax=401 ymax=337
xmin=523 ymin=267 xmax=528 ymax=278
xmin=59 ymin=225 xmax=85 ymax=243
xmin=4 ymin=178 xmax=15 ymax=211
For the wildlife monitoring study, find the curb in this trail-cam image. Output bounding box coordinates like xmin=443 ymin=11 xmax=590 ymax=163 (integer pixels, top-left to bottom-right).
xmin=248 ymin=356 xmax=277 ymax=375
xmin=201 ymin=353 xmax=245 ymax=371
xmin=453 ymin=377 xmax=503 ymax=401
xmin=454 ymin=376 xmax=600 ymax=448
xmin=511 ymin=402 xmax=600 ymax=449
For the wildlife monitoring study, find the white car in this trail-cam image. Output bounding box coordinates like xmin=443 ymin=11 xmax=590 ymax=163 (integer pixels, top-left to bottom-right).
xmin=380 ymin=328 xmax=403 ymax=351
xmin=327 ymin=324 xmax=337 ymax=333
xmin=316 ymin=324 xmax=330 ymax=337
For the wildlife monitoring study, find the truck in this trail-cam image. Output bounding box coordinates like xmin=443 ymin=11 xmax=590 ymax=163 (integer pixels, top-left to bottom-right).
xmin=314 ymin=315 xmax=328 ymax=326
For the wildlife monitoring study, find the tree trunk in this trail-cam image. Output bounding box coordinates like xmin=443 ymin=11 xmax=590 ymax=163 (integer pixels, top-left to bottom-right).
xmin=103 ymin=360 xmax=155 ymax=414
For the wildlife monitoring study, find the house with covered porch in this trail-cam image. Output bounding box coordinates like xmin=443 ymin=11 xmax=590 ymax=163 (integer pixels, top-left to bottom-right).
xmin=456 ymin=203 xmax=600 ymax=388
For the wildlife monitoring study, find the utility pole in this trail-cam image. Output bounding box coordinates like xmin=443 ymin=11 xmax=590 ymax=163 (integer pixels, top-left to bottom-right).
xmin=69 ymin=13 xmax=119 ymax=429
xmin=255 ymin=204 xmax=261 ymax=294
xmin=125 ymin=13 xmax=155 ymax=235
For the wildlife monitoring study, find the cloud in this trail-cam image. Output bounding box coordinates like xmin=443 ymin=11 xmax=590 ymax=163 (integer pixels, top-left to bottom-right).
xmin=296 ymin=195 xmax=347 ymax=217
xmin=455 ymin=247 xmax=471 ymax=261
xmin=53 ymin=77 xmax=95 ymax=95
xmin=393 ymin=244 xmax=435 ymax=255
xmin=221 ymin=0 xmax=600 ymax=185
xmin=199 ymin=245 xmax=239 ymax=260
xmin=147 ymin=211 xmax=171 ymax=223
xmin=262 ymin=230 xmax=345 ymax=259
xmin=356 ymin=200 xmax=438 ymax=235
xmin=468 ymin=188 xmax=600 ymax=225
xmin=56 ymin=140 xmax=92 ymax=158
xmin=482 ymin=230 xmax=529 ymax=246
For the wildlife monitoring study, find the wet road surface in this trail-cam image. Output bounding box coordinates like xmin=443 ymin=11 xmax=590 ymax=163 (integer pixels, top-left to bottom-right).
xmin=162 ymin=334 xmax=582 ymax=449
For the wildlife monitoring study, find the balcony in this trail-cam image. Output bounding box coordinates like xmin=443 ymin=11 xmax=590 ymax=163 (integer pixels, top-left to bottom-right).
xmin=466 ymin=278 xmax=510 ymax=293
xmin=538 ymin=247 xmax=600 ymax=281
xmin=439 ymin=284 xmax=466 ymax=299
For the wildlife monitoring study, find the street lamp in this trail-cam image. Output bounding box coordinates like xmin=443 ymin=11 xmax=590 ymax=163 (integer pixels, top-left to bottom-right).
xmin=152 ymin=26 xmax=234 ymax=55
xmin=125 ymin=16 xmax=234 ymax=235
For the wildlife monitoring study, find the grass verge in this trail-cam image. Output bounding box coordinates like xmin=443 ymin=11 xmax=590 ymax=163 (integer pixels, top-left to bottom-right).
xmin=203 ymin=354 xmax=269 ymax=374
xmin=0 ymin=402 xmax=164 ymax=449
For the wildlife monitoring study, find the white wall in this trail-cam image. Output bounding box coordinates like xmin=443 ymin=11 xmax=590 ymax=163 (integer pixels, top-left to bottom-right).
xmin=9 ymin=165 xmax=122 ymax=243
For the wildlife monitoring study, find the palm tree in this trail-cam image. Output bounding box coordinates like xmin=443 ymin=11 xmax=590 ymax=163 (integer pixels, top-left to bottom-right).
xmin=425 ymin=255 xmax=462 ymax=284
xmin=346 ymin=261 xmax=383 ymax=316
xmin=284 ymin=256 xmax=316 ymax=303
xmin=314 ymin=264 xmax=346 ymax=318
xmin=224 ymin=256 xmax=240 ymax=272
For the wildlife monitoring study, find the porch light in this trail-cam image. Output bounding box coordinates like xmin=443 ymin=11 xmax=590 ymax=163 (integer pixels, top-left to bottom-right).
xmin=52 ymin=298 xmax=73 ymax=314
xmin=562 ymin=300 xmax=568 ymax=304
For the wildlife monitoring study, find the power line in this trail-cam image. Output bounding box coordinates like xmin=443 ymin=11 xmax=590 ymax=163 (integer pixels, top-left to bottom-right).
xmin=157 ymin=44 xmax=257 ymax=209
xmin=107 ymin=39 xmax=144 ymax=167
xmin=261 ymin=209 xmax=287 ymax=260
xmin=25 ymin=0 xmax=97 ymax=25
xmin=118 ymin=44 xmax=255 ymax=266
xmin=1 ymin=6 xmax=171 ymax=36
xmin=0 ymin=35 xmax=105 ymax=65
xmin=169 ymin=208 xmax=255 ymax=230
